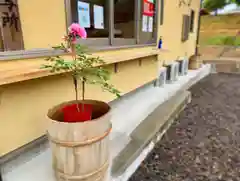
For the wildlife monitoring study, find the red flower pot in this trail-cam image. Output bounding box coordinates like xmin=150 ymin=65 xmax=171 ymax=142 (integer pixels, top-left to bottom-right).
xmin=62 ymin=103 xmax=92 ymax=122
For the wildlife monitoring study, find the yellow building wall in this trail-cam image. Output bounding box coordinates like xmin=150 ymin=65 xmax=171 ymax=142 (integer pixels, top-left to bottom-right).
xmin=157 ymin=0 xmax=200 ymax=64
xmin=0 ymin=0 xmax=201 ymax=156
xmin=18 ymin=0 xmax=66 ymax=49
xmin=0 ymin=55 xmax=157 ymax=156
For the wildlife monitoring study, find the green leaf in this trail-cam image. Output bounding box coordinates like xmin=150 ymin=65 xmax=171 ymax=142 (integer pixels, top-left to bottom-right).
xmin=41 ymin=42 xmax=120 ymax=98
xmin=40 ymin=64 xmax=52 ymax=69
xmin=203 ymin=0 xmax=227 ymax=11
xmin=52 ymin=45 xmax=62 ymax=50
xmin=45 ymin=57 xmax=51 ymax=61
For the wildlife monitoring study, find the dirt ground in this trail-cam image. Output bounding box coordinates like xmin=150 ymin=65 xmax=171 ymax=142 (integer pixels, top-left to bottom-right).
xmin=199 ymin=14 xmax=240 ymax=46
xmin=129 ymin=73 xmax=240 ymax=181
xmin=199 ymin=46 xmax=240 ymax=59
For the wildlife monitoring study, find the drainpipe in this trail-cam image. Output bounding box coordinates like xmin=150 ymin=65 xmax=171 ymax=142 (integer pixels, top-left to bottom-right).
xmin=195 ymin=0 xmax=203 ymax=56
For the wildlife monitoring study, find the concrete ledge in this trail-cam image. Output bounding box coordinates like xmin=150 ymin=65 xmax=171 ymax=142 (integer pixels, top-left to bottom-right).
xmin=199 ymin=45 xmax=240 ymax=49
xmin=111 ymin=90 xmax=191 ymax=177
xmin=203 ymin=58 xmax=240 ymax=73
xmin=203 ymin=57 xmax=240 ymax=63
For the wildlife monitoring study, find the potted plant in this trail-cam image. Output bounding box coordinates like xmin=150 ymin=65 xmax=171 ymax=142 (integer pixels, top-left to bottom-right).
xmin=189 ymin=53 xmax=202 ymax=70
xmin=42 ymin=23 xmax=120 ymax=181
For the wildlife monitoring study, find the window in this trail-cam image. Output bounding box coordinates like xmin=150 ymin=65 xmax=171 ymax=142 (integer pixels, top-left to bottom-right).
xmin=160 ymin=0 xmax=164 ymax=25
xmin=190 ymin=10 xmax=195 ymax=32
xmin=139 ymin=0 xmax=157 ymax=44
xmin=181 ymin=15 xmax=190 ymax=42
xmin=70 ymin=0 xmax=110 ymax=46
xmin=0 ymin=0 xmax=24 ymax=51
xmin=113 ymin=0 xmax=136 ymax=45
xmin=66 ymin=0 xmax=158 ymax=47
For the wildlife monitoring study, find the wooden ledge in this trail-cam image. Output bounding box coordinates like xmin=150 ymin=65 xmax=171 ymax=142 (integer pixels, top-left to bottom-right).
xmin=99 ymin=48 xmax=161 ymax=64
xmin=0 ymin=49 xmax=67 ymax=61
xmin=0 ymin=47 xmax=166 ymax=86
xmin=0 ymin=67 xmax=55 ymax=86
xmin=0 ymin=44 xmax=161 ymax=61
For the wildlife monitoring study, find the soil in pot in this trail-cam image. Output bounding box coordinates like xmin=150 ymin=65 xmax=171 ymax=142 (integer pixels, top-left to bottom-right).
xmin=49 ymin=100 xmax=110 ymax=123
xmin=62 ymin=103 xmax=93 ymax=122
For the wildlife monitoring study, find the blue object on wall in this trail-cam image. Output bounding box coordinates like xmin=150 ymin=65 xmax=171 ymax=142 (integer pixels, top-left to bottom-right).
xmin=158 ymin=37 xmax=162 ymax=49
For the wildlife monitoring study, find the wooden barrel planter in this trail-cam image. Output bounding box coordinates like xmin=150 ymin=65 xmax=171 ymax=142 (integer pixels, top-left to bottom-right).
xmin=189 ymin=54 xmax=202 ymax=70
xmin=47 ymin=100 xmax=111 ymax=181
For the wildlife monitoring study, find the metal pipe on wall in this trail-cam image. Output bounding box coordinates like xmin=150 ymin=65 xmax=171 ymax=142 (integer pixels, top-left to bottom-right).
xmin=195 ymin=0 xmax=203 ymax=56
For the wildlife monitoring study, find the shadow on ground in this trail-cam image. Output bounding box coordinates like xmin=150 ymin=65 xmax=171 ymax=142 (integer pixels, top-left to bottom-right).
xmin=129 ymin=73 xmax=240 ymax=181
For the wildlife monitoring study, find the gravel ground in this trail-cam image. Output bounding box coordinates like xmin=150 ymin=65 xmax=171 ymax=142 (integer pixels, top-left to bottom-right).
xmin=199 ymin=46 xmax=240 ymax=59
xmin=129 ymin=73 xmax=240 ymax=181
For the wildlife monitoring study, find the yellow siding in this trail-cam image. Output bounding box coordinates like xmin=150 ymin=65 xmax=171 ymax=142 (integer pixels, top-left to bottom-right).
xmin=157 ymin=0 xmax=200 ymax=62
xmin=18 ymin=0 xmax=66 ymax=49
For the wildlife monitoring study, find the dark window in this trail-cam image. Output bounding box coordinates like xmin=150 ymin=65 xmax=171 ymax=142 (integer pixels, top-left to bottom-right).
xmin=160 ymin=0 xmax=164 ymax=25
xmin=190 ymin=10 xmax=195 ymax=32
xmin=113 ymin=0 xmax=136 ymax=45
xmin=0 ymin=0 xmax=24 ymax=51
xmin=181 ymin=15 xmax=190 ymax=42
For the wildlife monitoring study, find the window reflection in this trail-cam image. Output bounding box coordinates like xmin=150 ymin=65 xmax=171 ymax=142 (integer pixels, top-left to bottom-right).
xmin=71 ymin=0 xmax=109 ymax=38
xmin=114 ymin=0 xmax=135 ymax=39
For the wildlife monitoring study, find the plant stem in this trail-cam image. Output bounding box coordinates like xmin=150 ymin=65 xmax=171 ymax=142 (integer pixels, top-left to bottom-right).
xmin=71 ymin=43 xmax=80 ymax=112
xmin=73 ymin=76 xmax=80 ymax=112
xmin=81 ymin=78 xmax=85 ymax=112
xmin=82 ymin=79 xmax=85 ymax=101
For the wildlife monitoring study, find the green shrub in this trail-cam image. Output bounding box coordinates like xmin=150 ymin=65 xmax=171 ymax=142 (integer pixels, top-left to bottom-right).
xmin=206 ymin=35 xmax=240 ymax=46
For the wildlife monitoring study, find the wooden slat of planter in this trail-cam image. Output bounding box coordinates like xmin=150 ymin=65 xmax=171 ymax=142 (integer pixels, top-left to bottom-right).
xmin=47 ymin=100 xmax=111 ymax=181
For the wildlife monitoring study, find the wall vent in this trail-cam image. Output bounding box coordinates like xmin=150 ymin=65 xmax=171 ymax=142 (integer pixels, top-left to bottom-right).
xmin=172 ymin=62 xmax=179 ymax=81
xmin=165 ymin=64 xmax=173 ymax=83
xmin=182 ymin=57 xmax=189 ymax=75
xmin=165 ymin=62 xmax=179 ymax=83
xmin=157 ymin=67 xmax=167 ymax=87
xmin=178 ymin=57 xmax=189 ymax=76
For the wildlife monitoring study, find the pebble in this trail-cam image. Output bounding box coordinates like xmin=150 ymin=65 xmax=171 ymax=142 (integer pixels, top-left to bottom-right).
xmin=129 ymin=74 xmax=240 ymax=181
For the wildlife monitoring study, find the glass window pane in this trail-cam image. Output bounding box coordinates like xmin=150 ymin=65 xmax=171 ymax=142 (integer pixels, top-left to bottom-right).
xmin=181 ymin=15 xmax=190 ymax=42
xmin=139 ymin=0 xmax=156 ymax=44
xmin=114 ymin=0 xmax=135 ymax=40
xmin=71 ymin=0 xmax=109 ymax=38
xmin=190 ymin=10 xmax=195 ymax=32
xmin=160 ymin=0 xmax=164 ymax=25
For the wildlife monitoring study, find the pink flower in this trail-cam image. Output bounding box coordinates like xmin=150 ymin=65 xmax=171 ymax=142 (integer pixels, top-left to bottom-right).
xmin=68 ymin=23 xmax=87 ymax=39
